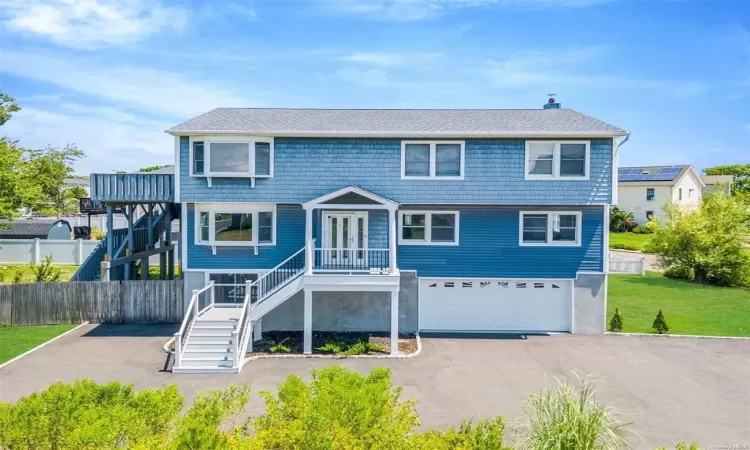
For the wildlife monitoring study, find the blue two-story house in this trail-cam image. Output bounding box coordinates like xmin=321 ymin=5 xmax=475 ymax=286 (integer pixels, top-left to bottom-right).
xmin=165 ymin=100 xmax=627 ymax=373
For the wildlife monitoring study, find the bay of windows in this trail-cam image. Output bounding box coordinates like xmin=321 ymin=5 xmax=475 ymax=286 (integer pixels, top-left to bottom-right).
xmin=191 ymin=139 xmax=273 ymax=178
xmin=197 ymin=209 xmax=275 ymax=246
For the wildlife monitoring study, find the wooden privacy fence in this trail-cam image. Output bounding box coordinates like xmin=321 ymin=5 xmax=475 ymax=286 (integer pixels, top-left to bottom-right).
xmin=0 ymin=280 xmax=183 ymax=326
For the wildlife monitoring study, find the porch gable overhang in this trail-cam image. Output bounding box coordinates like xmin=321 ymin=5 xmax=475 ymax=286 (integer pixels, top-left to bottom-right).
xmin=302 ymin=185 xmax=399 ymax=211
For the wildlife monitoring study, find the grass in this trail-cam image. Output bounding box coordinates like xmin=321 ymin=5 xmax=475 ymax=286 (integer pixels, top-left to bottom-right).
xmin=609 ymin=231 xmax=651 ymax=251
xmin=608 ymin=272 xmax=750 ymax=337
xmin=0 ymin=264 xmax=79 ymax=284
xmin=0 ymin=324 xmax=78 ymax=364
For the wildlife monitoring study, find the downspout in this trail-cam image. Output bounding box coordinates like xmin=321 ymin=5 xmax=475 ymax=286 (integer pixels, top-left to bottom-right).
xmin=618 ymin=133 xmax=631 ymax=148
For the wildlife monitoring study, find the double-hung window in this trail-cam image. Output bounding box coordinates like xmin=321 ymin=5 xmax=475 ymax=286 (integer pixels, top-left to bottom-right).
xmin=398 ymin=211 xmax=459 ymax=245
xmin=525 ymin=141 xmax=589 ymax=180
xmin=402 ymin=141 xmax=465 ymax=179
xmin=196 ymin=205 xmax=276 ymax=248
xmin=519 ymin=211 xmax=582 ymax=246
xmin=190 ymin=137 xmax=274 ymax=179
xmin=646 ymin=188 xmax=655 ymax=201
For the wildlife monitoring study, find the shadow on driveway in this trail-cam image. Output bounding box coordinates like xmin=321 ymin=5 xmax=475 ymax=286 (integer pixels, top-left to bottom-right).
xmin=82 ymin=323 xmax=179 ymax=338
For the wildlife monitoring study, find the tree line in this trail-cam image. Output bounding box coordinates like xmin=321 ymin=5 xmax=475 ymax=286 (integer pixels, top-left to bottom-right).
xmin=0 ymin=90 xmax=86 ymax=221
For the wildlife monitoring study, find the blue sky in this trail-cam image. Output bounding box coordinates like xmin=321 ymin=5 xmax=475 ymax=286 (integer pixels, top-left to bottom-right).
xmin=0 ymin=0 xmax=747 ymax=175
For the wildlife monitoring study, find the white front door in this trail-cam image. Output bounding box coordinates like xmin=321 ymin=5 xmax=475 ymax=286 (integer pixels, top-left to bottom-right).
xmin=322 ymin=212 xmax=368 ymax=268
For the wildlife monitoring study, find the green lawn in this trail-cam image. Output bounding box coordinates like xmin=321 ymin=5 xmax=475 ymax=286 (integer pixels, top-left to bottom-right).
xmin=0 ymin=325 xmax=78 ymax=364
xmin=608 ymin=272 xmax=750 ymax=337
xmin=0 ymin=264 xmax=79 ymax=284
xmin=609 ymin=231 xmax=651 ymax=251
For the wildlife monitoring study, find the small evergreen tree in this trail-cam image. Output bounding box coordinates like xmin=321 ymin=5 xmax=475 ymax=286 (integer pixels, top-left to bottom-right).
xmin=652 ymin=309 xmax=669 ymax=334
xmin=608 ymin=308 xmax=624 ymax=332
xmin=29 ymin=255 xmax=62 ymax=282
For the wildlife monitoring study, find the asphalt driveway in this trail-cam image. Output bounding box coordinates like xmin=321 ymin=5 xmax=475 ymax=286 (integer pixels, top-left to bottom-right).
xmin=1 ymin=324 xmax=748 ymax=447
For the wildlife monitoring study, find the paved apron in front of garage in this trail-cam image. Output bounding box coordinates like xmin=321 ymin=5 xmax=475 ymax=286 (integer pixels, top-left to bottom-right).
xmin=1 ymin=324 xmax=748 ymax=447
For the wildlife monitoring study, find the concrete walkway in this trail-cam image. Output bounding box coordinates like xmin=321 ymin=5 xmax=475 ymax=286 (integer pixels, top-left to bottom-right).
xmin=1 ymin=324 xmax=748 ymax=447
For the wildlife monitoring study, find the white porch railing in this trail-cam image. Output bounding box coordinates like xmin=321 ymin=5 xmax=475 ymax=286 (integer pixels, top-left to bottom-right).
xmin=609 ymin=257 xmax=646 ymax=275
xmin=313 ymin=248 xmax=391 ymax=274
xmin=173 ymin=281 xmax=215 ymax=368
xmin=236 ymin=246 xmax=307 ymax=362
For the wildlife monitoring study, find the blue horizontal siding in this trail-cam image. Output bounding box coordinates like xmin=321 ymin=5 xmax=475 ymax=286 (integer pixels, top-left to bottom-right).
xmin=179 ymin=137 xmax=612 ymax=205
xmin=397 ymin=205 xmax=605 ymax=278
xmin=186 ymin=204 xmax=305 ymax=270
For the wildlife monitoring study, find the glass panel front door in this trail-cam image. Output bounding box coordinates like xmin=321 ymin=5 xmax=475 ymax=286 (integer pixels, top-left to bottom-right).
xmin=323 ymin=213 xmax=367 ymax=268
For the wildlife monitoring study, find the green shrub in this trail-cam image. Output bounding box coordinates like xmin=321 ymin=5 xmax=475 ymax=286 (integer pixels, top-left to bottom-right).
xmin=645 ymin=193 xmax=750 ymax=286
xmin=519 ymin=375 xmax=630 ymax=450
xmin=174 ymin=385 xmax=250 ymax=449
xmin=316 ymin=340 xmax=346 ymax=354
xmin=252 ymin=366 xmax=419 ymax=448
xmin=645 ymin=220 xmax=660 ymax=233
xmin=608 ymin=308 xmax=624 ymax=332
xmin=610 ymin=242 xmax=641 ymax=251
xmin=652 ymin=309 xmax=669 ymax=334
xmin=411 ymin=417 xmax=507 ymax=450
xmin=29 ymin=255 xmax=61 ymax=282
xmin=269 ymin=343 xmax=291 ymax=353
xmin=342 ymin=341 xmax=368 ymax=355
xmin=632 ymin=225 xmax=652 ymax=234
xmin=664 ymin=266 xmax=693 ymax=281
xmin=0 ymin=379 xmax=184 ymax=449
xmin=12 ymin=268 xmax=23 ymax=284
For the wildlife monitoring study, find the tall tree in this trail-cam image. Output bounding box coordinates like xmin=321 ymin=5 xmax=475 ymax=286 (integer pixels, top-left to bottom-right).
xmin=0 ymin=138 xmax=39 ymax=222
xmin=23 ymin=145 xmax=86 ymax=217
xmin=0 ymin=91 xmax=21 ymax=126
xmin=704 ymin=164 xmax=750 ymax=196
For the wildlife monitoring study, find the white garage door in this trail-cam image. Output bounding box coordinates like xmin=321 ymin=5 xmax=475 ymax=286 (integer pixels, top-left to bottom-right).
xmin=419 ymin=278 xmax=572 ymax=332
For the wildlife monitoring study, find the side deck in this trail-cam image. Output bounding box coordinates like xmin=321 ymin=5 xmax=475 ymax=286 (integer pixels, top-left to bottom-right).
xmin=91 ymin=173 xmax=174 ymax=203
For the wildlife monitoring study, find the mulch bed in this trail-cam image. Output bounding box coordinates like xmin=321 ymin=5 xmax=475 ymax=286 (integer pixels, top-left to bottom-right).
xmin=246 ymin=330 xmax=417 ymax=357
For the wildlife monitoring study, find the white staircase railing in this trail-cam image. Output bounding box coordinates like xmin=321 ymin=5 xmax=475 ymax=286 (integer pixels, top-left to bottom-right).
xmin=236 ymin=246 xmax=307 ymax=364
xmin=173 ymin=281 xmax=215 ymax=369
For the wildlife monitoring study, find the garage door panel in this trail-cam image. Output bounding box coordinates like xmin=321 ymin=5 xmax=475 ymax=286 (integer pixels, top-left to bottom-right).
xmin=420 ymin=278 xmax=571 ymax=332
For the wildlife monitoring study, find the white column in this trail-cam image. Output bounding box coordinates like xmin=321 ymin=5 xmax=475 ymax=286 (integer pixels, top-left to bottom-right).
xmin=253 ymin=318 xmax=262 ymax=341
xmin=33 ymin=238 xmax=41 ymax=264
xmin=75 ymin=238 xmax=83 ymax=265
xmin=388 ymin=207 xmax=397 ymax=272
xmin=305 ymin=208 xmax=314 ymax=274
xmin=303 ymin=289 xmax=313 ymax=354
xmin=390 ymin=290 xmax=399 ymax=355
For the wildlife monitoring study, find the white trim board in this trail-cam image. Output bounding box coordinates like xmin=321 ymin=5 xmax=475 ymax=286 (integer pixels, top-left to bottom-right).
xmin=167 ymin=131 xmax=628 ymax=138
xmin=303 ymin=185 xmax=398 ymax=210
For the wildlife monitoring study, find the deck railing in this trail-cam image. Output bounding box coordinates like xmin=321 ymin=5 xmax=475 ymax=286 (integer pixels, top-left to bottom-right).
xmin=173 ymin=282 xmax=214 ymax=369
xmin=313 ymin=248 xmax=391 ymax=273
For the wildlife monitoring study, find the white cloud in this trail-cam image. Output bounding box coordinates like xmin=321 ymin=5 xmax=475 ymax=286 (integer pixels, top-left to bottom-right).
xmin=0 ymin=0 xmax=188 ymax=49
xmin=335 ymin=68 xmax=393 ymax=88
xmin=480 ymin=47 xmax=709 ymax=96
xmin=3 ymin=105 xmax=175 ymax=174
xmin=339 ymin=51 xmax=443 ymax=66
xmin=321 ymin=0 xmax=611 ymax=21
xmin=0 ymin=48 xmax=252 ymax=117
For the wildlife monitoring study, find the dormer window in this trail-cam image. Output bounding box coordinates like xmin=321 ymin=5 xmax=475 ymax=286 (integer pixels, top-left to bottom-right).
xmin=190 ymin=137 xmax=274 ymax=186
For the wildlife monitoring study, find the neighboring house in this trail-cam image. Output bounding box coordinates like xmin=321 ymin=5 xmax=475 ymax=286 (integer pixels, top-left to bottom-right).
xmin=0 ymin=219 xmax=72 ymax=240
xmin=700 ymin=175 xmax=733 ymax=196
xmin=90 ymin=99 xmax=629 ymax=372
xmin=617 ymin=165 xmax=705 ymax=224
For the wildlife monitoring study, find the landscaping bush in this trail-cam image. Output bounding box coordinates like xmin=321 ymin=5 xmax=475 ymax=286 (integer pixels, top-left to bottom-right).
xmin=609 ymin=207 xmax=635 ymax=232
xmin=29 ymin=255 xmax=61 ymax=282
xmin=644 ymin=193 xmax=750 ymax=287
xmin=654 ymin=443 xmax=701 ymax=450
xmin=251 ymin=366 xmax=419 ymax=448
xmin=608 ymin=308 xmax=624 ymax=332
xmin=411 ymin=417 xmax=507 ymax=450
xmin=316 ymin=340 xmax=346 ymax=354
xmin=664 ymin=266 xmax=693 ymax=281
xmin=652 ymin=309 xmax=669 ymax=334
xmin=269 ymin=343 xmax=291 ymax=353
xmin=632 ymin=225 xmax=652 ymax=234
xmin=519 ymin=375 xmax=629 ymax=450
xmin=316 ymin=339 xmax=385 ymax=355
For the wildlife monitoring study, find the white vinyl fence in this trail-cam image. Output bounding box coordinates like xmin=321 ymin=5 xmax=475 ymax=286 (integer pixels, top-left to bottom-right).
xmin=0 ymin=239 xmax=99 ymax=265
xmin=609 ymin=256 xmax=646 ymax=275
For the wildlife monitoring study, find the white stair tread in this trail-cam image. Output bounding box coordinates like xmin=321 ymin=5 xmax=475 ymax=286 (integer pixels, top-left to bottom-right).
xmin=184 ymin=348 xmax=234 ymax=353
xmin=182 ymin=356 xmax=234 ymax=361
xmin=186 ymin=340 xmax=234 ymax=345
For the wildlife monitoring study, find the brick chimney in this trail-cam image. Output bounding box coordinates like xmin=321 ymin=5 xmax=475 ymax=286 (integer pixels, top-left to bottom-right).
xmin=543 ymin=94 xmax=561 ymax=109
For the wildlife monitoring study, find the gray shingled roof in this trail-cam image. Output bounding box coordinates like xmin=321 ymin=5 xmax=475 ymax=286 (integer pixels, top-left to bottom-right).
xmin=167 ymin=108 xmax=627 ymax=136
xmin=0 ymin=220 xmax=55 ymax=238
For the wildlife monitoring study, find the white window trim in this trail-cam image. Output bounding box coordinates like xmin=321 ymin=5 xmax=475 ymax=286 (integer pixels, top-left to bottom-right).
xmin=518 ymin=211 xmax=582 ymax=247
xmin=401 ymin=141 xmax=465 ymax=180
xmin=398 ymin=210 xmax=460 ymax=246
xmin=189 ymin=136 xmax=274 ymax=179
xmin=195 ymin=203 xmax=277 ymax=248
xmin=524 ymin=141 xmax=590 ymax=181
